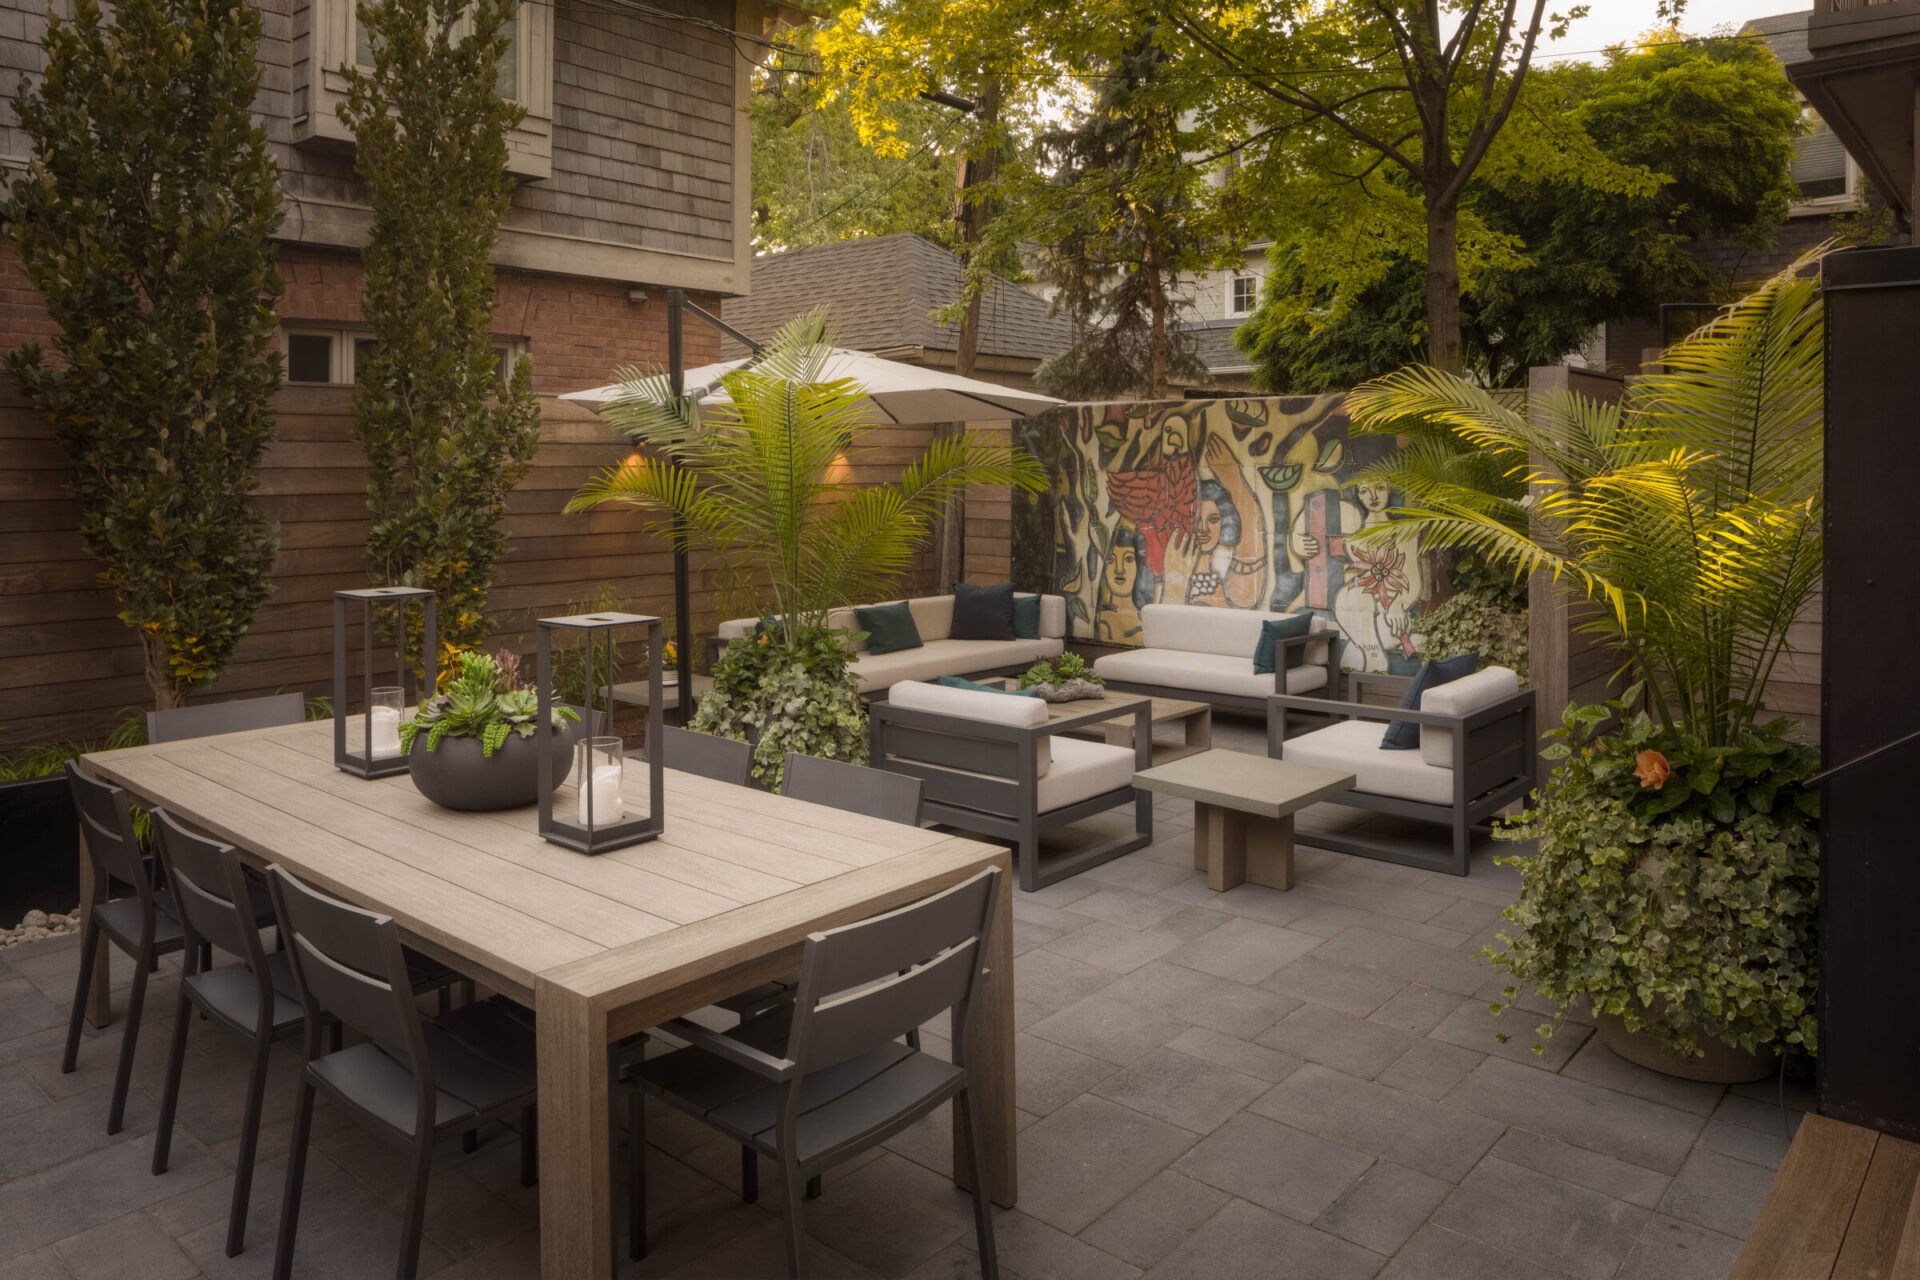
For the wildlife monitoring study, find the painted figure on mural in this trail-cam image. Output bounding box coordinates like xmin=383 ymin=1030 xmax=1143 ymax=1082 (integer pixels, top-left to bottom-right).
xmin=1168 ymin=434 xmax=1269 ymax=609
xmin=1096 ymin=522 xmax=1155 ymax=643
xmin=1297 ymin=479 xmax=1427 ymax=674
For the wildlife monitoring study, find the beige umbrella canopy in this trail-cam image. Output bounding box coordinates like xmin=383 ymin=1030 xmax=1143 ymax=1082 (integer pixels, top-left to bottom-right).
xmin=559 ymin=346 xmax=1064 ymax=423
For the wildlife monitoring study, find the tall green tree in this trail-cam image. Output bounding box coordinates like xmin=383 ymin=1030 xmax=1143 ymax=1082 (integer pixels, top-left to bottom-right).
xmin=6 ymin=0 xmax=285 ymax=709
xmin=1241 ymin=32 xmax=1802 ymax=390
xmin=341 ymin=0 xmax=539 ymax=654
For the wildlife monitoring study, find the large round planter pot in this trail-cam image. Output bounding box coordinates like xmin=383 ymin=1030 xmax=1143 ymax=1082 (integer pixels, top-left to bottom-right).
xmin=407 ymin=731 xmax=576 ymax=812
xmin=1593 ymin=1009 xmax=1778 ymax=1084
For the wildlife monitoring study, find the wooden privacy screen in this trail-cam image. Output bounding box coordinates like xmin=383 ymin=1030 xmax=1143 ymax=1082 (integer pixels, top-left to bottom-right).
xmin=0 ymin=384 xmax=957 ymax=749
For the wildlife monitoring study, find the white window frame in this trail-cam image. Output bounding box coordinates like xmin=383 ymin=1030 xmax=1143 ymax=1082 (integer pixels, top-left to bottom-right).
xmin=1789 ymin=102 xmax=1862 ymax=217
xmin=281 ymin=326 xmax=529 ymax=385
xmin=292 ymin=0 xmax=554 ymax=181
xmin=1227 ymin=273 xmax=1260 ymax=319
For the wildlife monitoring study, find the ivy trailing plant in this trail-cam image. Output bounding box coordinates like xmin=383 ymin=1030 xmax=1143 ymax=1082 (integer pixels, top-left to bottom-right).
xmin=341 ymin=0 xmax=540 ymax=655
xmin=1418 ymin=559 xmax=1529 ymax=683
xmin=690 ymin=622 xmax=865 ymax=792
xmin=4 ymin=0 xmax=285 ymax=709
xmin=1489 ymin=689 xmax=1819 ymax=1059
xmin=401 ymin=649 xmax=577 ymax=758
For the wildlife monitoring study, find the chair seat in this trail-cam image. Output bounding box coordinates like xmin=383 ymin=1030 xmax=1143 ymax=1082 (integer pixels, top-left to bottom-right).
xmin=92 ymin=893 xmax=186 ymax=951
xmin=307 ymin=997 xmax=536 ymax=1138
xmin=1036 ymin=737 xmax=1136 ymax=814
xmin=184 ymin=952 xmax=305 ymax=1037
xmin=1092 ymin=647 xmax=1329 ymax=699
xmin=1280 ymin=719 xmax=1455 ymax=806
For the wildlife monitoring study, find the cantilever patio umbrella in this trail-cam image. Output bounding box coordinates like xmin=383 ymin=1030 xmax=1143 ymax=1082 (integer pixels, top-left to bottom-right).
xmin=560 ymin=293 xmax=1064 ymax=723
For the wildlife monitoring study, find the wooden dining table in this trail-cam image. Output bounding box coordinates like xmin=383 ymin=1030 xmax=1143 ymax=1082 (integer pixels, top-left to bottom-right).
xmin=79 ymin=719 xmax=1017 ymax=1279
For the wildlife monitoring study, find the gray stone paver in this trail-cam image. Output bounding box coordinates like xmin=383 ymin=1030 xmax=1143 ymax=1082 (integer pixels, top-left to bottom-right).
xmin=0 ymin=712 xmax=1786 ymax=1278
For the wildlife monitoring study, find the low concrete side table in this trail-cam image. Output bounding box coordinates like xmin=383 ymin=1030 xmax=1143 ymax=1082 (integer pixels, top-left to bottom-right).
xmin=1134 ymin=750 xmax=1354 ymax=891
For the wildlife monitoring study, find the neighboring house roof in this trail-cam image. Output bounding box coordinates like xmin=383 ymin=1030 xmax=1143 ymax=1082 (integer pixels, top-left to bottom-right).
xmin=725 ymin=234 xmax=1074 ymax=364
xmin=1184 ymin=321 xmax=1253 ymax=377
xmin=1743 ymin=10 xmax=1810 ymax=65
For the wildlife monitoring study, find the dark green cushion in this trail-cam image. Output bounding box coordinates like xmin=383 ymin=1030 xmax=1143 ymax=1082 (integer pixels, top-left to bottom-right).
xmin=935 ymin=675 xmax=1039 ymax=697
xmin=1382 ymin=652 xmax=1480 ymax=750
xmin=1253 ymin=615 xmax=1314 ymax=675
xmin=855 ymin=601 xmax=922 ymax=655
xmin=1013 ymin=594 xmax=1041 ymax=640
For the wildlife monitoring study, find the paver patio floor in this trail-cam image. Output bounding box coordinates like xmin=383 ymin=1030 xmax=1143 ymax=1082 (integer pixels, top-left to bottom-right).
xmin=0 ymin=715 xmax=1802 ymax=1278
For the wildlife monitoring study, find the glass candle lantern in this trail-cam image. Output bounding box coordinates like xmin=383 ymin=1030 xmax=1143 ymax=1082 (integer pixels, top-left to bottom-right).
xmin=333 ymin=586 xmax=436 ymax=778
xmin=536 ymin=611 xmax=663 ymax=853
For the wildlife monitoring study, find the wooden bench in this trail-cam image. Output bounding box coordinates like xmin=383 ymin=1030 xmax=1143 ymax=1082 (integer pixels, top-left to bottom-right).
xmin=1732 ymin=1112 xmax=1920 ymax=1278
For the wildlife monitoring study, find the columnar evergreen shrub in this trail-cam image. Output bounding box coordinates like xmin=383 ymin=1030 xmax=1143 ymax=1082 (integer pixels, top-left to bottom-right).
xmin=6 ymin=0 xmax=285 ymax=708
xmin=341 ymin=0 xmax=540 ymax=654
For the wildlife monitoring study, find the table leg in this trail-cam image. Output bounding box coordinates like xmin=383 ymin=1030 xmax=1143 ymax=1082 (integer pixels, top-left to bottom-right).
xmin=1243 ymin=814 xmax=1296 ymax=891
xmin=1187 ymin=709 xmax=1212 ymax=754
xmin=1197 ymin=803 xmax=1249 ymax=892
xmin=537 ymin=980 xmax=613 ymax=1280
xmin=1101 ymin=721 xmax=1134 ymax=750
xmin=77 ymin=824 xmax=110 ymax=1029
xmin=955 ymin=851 xmax=1017 ymax=1207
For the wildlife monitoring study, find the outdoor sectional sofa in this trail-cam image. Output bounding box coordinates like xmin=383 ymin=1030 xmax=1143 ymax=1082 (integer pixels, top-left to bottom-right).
xmin=1092 ymin=602 xmax=1339 ymax=713
xmin=716 ymin=593 xmax=1067 ymax=696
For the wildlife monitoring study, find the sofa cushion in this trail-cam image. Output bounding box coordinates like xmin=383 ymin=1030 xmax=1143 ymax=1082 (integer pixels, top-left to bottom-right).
xmin=1419 ymin=666 xmax=1522 ymax=768
xmin=1282 ymin=720 xmax=1453 ymax=807
xmin=886 ymin=679 xmax=1050 ymax=776
xmin=853 ymin=637 xmax=1063 ymax=694
xmin=1013 ymin=594 xmax=1041 ymax=639
xmin=1140 ymin=603 xmax=1330 ymax=666
xmin=1092 ymin=648 xmax=1328 ymax=700
xmin=857 ymin=601 xmax=923 ymax=655
xmin=1253 ymin=615 xmax=1313 ymax=675
xmin=951 ymin=583 xmax=1016 ymax=641
xmin=907 ymin=595 xmax=955 ymax=642
xmin=1036 ymin=737 xmax=1136 ymax=814
xmin=1382 ymin=653 xmax=1479 ymax=750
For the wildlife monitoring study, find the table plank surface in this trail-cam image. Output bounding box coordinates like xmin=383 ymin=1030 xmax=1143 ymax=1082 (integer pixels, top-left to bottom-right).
xmin=1733 ymin=1113 xmax=1879 ymax=1279
xmin=81 ymin=720 xmax=1016 ymax=1280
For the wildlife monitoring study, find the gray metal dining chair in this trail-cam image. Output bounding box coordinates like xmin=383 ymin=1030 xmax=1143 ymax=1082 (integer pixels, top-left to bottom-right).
xmin=657 ymin=725 xmax=752 ymax=785
xmin=148 ymin=811 xmax=467 ymax=1259
xmin=627 ymin=866 xmax=1003 ymax=1280
xmin=782 ymin=753 xmax=924 ymax=826
xmin=146 ymin=691 xmax=306 ymax=744
xmin=266 ymin=865 xmax=538 ymax=1280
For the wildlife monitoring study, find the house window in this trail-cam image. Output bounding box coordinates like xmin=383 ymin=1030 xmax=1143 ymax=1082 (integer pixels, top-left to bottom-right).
xmin=1229 ymin=274 xmax=1259 ymax=317
xmin=283 ymin=326 xmax=526 ymax=385
xmin=1792 ymin=107 xmax=1852 ymax=204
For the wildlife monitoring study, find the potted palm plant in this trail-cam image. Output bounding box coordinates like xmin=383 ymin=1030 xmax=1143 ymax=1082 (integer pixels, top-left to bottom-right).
xmin=566 ymin=310 xmax=1046 ymax=790
xmin=1346 ymin=253 xmax=1825 ymax=1081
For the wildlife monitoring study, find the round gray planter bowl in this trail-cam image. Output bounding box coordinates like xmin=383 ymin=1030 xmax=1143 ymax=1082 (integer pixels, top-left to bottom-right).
xmin=406 ymin=729 xmax=577 ymax=811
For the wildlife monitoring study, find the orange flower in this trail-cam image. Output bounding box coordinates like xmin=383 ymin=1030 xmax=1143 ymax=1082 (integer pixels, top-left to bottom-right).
xmin=1633 ymin=750 xmax=1671 ymax=790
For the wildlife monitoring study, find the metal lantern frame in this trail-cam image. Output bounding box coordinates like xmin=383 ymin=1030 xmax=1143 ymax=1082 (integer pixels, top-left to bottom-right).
xmin=333 ymin=586 xmax=437 ymax=779
xmin=536 ymin=611 xmax=664 ymax=854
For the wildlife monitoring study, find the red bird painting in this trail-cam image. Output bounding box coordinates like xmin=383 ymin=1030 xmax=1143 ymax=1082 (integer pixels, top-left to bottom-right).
xmin=1106 ymin=454 xmax=1195 ymax=578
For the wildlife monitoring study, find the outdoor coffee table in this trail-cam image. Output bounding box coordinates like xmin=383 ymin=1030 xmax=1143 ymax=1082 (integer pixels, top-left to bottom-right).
xmin=1134 ymin=749 xmax=1354 ymax=892
xmin=1060 ymin=695 xmax=1212 ymax=765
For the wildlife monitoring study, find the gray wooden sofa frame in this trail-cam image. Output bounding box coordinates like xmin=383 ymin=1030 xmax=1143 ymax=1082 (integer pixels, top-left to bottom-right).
xmin=1098 ymin=628 xmax=1341 ymax=715
xmin=868 ymin=699 xmax=1153 ymax=892
xmin=1265 ymin=683 xmax=1536 ymax=876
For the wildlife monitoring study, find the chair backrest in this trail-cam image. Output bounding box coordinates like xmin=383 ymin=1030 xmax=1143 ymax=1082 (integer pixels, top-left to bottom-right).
xmin=65 ymin=763 xmax=150 ymax=892
xmin=265 ymin=864 xmax=428 ymax=1071
xmin=659 ymin=726 xmax=751 ymax=786
xmin=152 ymin=809 xmax=267 ymax=972
xmin=782 ymin=753 xmax=923 ymax=827
xmin=146 ymin=692 xmax=306 ymax=744
xmin=786 ymin=866 xmax=1000 ymax=1074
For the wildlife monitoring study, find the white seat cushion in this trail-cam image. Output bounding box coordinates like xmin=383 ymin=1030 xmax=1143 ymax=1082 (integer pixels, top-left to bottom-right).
xmin=721 ymin=596 xmax=1066 ymax=655
xmin=1138 ymin=603 xmax=1332 ymax=666
xmin=1281 ymin=719 xmax=1454 ymax=807
xmin=1092 ymin=648 xmax=1328 ymax=699
xmin=1036 ymin=737 xmax=1136 ymax=814
xmin=1419 ymin=666 xmax=1521 ymax=768
xmin=853 ymin=637 xmax=1062 ymax=694
xmin=885 ymin=679 xmax=1051 ymax=776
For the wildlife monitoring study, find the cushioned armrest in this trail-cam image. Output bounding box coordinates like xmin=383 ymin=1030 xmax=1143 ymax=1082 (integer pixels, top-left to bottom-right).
xmin=656 ymin=1017 xmax=797 ymax=1080
xmin=1267 ymin=693 xmax=1466 ymax=728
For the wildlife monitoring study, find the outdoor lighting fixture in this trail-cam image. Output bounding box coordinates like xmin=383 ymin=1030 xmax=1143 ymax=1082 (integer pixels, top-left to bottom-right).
xmin=333 ymin=586 xmax=437 ymax=778
xmin=536 ymin=611 xmax=664 ymax=854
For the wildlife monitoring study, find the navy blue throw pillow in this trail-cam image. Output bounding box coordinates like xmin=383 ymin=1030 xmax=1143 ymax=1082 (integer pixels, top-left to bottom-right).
xmin=1381 ymin=653 xmax=1480 ymax=750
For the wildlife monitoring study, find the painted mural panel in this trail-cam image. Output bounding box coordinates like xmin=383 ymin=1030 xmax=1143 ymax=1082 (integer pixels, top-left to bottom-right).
xmin=1014 ymin=397 xmax=1442 ymax=675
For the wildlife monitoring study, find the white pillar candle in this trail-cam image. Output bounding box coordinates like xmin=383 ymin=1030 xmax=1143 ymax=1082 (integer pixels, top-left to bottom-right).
xmin=369 ymin=706 xmax=402 ymax=758
xmin=577 ymin=763 xmax=624 ymax=825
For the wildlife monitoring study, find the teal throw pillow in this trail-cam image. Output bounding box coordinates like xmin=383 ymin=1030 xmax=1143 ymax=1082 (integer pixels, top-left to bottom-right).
xmin=1253 ymin=615 xmax=1314 ymax=675
xmin=855 ymin=601 xmax=922 ymax=655
xmin=1381 ymin=652 xmax=1480 ymax=750
xmin=935 ymin=674 xmax=1040 ymax=697
xmin=1013 ymin=594 xmax=1042 ymax=640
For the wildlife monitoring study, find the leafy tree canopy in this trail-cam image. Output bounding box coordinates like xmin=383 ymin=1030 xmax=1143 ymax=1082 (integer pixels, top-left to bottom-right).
xmin=1240 ymin=32 xmax=1803 ymax=391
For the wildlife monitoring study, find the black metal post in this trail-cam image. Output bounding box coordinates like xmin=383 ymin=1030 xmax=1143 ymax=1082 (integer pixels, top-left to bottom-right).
xmin=666 ymin=289 xmax=694 ymax=727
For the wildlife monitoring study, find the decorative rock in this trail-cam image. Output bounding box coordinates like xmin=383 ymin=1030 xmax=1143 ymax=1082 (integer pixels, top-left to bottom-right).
xmin=21 ymin=909 xmax=47 ymax=928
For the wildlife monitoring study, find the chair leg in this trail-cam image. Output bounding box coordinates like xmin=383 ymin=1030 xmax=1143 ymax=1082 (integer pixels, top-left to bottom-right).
xmin=462 ymin=1128 xmax=478 ymax=1154
xmin=956 ymin=1086 xmax=999 ymax=1280
xmin=396 ymin=1131 xmax=434 ymax=1280
xmin=519 ymin=1105 xmax=538 ymax=1188
xmin=1452 ymin=815 xmax=1471 ymax=876
xmin=780 ymin=1155 xmax=810 ymax=1280
xmin=107 ymin=945 xmax=151 ymax=1134
xmin=628 ymin=1087 xmax=647 ymax=1261
xmin=806 ymin=1174 xmax=822 ymax=1200
xmin=151 ymin=990 xmax=193 ymax=1175
xmin=741 ymin=1144 xmax=758 ymax=1204
xmin=225 ymin=1030 xmax=274 ymax=1256
xmin=273 ymin=1081 xmax=317 ymax=1280
xmin=61 ymin=917 xmax=101 ymax=1074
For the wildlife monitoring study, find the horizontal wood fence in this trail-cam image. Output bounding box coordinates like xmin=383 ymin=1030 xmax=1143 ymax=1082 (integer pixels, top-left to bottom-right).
xmin=0 ymin=385 xmax=945 ymax=749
